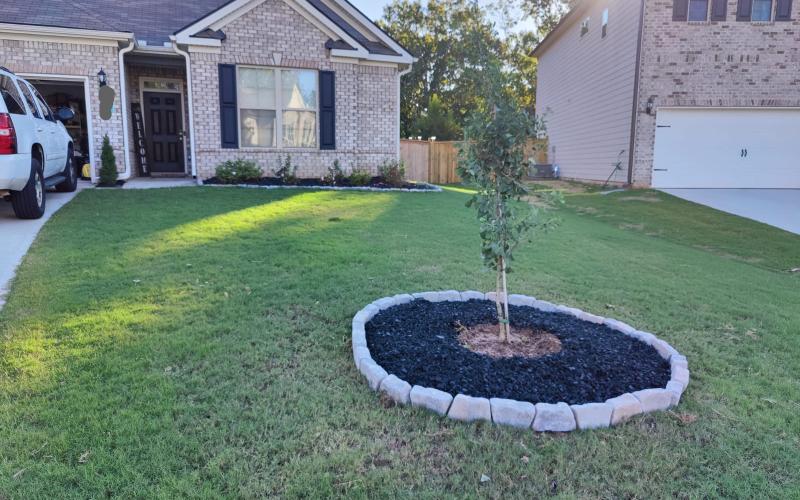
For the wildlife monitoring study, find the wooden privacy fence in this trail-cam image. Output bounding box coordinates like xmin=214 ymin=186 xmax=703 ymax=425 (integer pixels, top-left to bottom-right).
xmin=400 ymin=140 xmax=461 ymax=184
xmin=401 ymin=139 xmax=548 ymax=184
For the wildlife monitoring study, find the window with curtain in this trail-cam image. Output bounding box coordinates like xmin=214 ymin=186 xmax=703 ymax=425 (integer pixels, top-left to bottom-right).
xmin=688 ymin=0 xmax=709 ymax=20
xmin=239 ymin=67 xmax=276 ymax=148
xmin=751 ymin=0 xmax=773 ymax=20
xmin=237 ymin=67 xmax=317 ymax=149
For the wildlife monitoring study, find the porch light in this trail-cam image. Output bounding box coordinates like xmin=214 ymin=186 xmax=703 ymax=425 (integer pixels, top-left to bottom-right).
xmin=97 ymin=68 xmax=107 ymax=87
xmin=646 ymin=96 xmax=655 ymax=116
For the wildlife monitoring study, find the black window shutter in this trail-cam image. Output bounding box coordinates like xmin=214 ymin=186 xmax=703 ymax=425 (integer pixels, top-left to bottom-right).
xmin=673 ymin=0 xmax=689 ymax=20
xmin=711 ymin=0 xmax=728 ymax=20
xmin=776 ymin=0 xmax=793 ymax=20
xmin=319 ymin=70 xmax=336 ymax=150
xmin=736 ymin=0 xmax=753 ymax=20
xmin=219 ymin=64 xmax=239 ymax=149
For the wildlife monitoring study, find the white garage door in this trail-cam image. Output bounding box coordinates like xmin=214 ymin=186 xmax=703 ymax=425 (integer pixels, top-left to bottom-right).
xmin=652 ymin=108 xmax=800 ymax=188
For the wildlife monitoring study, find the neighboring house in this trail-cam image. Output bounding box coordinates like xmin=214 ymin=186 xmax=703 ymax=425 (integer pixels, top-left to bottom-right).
xmin=533 ymin=0 xmax=800 ymax=188
xmin=0 ymin=0 xmax=414 ymax=182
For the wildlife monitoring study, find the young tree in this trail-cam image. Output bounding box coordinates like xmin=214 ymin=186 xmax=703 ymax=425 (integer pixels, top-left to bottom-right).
xmin=457 ymin=64 xmax=560 ymax=342
xmin=99 ymin=134 xmax=118 ymax=186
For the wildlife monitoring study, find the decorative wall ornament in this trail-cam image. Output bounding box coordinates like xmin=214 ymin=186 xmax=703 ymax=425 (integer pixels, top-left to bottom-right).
xmin=99 ymin=84 xmax=116 ymax=121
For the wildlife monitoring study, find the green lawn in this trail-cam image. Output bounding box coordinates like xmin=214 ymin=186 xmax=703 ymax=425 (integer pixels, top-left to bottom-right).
xmin=0 ymin=186 xmax=798 ymax=498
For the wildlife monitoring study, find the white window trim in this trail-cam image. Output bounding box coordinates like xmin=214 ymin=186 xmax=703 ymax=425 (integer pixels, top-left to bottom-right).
xmin=235 ymin=65 xmax=319 ymax=150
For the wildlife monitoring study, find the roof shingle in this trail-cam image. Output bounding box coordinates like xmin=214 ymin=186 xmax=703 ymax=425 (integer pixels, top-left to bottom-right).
xmin=0 ymin=0 xmax=400 ymax=56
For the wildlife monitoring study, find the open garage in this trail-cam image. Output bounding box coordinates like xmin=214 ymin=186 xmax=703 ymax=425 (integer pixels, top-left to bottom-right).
xmin=23 ymin=76 xmax=94 ymax=173
xmin=651 ymin=108 xmax=800 ymax=189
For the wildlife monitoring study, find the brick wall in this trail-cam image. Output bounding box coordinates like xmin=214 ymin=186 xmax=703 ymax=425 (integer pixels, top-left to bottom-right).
xmin=189 ymin=0 xmax=399 ymax=180
xmin=631 ymin=0 xmax=800 ymax=186
xmin=0 ymin=39 xmax=128 ymax=176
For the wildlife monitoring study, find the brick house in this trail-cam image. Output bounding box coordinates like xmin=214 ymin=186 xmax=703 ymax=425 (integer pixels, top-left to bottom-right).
xmin=0 ymin=0 xmax=414 ymax=182
xmin=533 ymin=0 xmax=800 ymax=188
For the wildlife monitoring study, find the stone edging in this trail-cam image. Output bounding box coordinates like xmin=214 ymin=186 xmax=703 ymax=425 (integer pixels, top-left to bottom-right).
xmin=203 ymin=183 xmax=443 ymax=193
xmin=352 ymin=291 xmax=690 ymax=432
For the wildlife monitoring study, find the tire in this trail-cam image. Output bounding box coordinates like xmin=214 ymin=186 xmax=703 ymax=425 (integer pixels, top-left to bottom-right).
xmin=55 ymin=146 xmax=77 ymax=193
xmin=11 ymin=157 xmax=46 ymax=220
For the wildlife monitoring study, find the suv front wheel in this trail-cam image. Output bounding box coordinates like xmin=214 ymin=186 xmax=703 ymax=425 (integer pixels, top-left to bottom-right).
xmin=11 ymin=157 xmax=46 ymax=219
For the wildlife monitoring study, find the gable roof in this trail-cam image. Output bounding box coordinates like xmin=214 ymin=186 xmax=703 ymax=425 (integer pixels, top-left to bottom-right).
xmin=173 ymin=0 xmax=412 ymax=61
xmin=0 ymin=0 xmax=412 ymax=60
xmin=0 ymin=0 xmax=230 ymax=45
xmin=532 ymin=0 xmax=590 ymax=58
xmin=305 ymin=0 xmax=398 ymax=56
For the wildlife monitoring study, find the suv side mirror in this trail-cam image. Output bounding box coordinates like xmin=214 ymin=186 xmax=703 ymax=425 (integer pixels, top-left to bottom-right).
xmin=56 ymin=107 xmax=75 ymax=122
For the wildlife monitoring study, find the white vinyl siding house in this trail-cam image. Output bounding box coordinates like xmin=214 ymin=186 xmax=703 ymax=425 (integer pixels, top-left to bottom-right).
xmin=534 ymin=0 xmax=643 ymax=185
xmin=534 ymin=0 xmax=800 ymax=188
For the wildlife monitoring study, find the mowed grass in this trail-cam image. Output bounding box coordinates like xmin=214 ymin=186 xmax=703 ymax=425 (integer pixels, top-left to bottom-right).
xmin=0 ymin=186 xmax=798 ymax=498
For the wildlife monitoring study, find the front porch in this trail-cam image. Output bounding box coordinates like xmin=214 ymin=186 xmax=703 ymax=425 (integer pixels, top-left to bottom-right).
xmin=124 ymin=51 xmax=194 ymax=180
xmin=122 ymin=177 xmax=198 ymax=189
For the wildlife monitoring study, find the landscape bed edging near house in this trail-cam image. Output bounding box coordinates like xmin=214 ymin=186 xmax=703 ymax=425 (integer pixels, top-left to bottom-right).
xmin=203 ymin=183 xmax=443 ymax=193
xmin=353 ymin=291 xmax=690 ymax=432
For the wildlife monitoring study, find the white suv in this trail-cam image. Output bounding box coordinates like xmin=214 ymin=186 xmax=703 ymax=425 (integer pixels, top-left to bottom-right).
xmin=0 ymin=67 xmax=77 ymax=219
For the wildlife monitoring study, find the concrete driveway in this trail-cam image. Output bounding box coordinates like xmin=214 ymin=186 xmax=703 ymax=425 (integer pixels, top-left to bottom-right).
xmin=0 ymin=182 xmax=88 ymax=308
xmin=661 ymin=189 xmax=800 ymax=235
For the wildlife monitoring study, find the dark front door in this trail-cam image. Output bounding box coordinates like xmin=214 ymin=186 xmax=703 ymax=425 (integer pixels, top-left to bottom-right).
xmin=144 ymin=92 xmax=184 ymax=174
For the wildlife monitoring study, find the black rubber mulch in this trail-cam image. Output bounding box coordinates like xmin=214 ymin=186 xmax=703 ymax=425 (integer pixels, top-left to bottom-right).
xmin=366 ymin=300 xmax=671 ymax=405
xmin=203 ymin=176 xmax=436 ymax=190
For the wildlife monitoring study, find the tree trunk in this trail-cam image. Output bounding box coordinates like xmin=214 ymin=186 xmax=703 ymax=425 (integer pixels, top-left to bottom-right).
xmin=492 ymin=183 xmax=512 ymax=343
xmin=500 ymin=256 xmax=511 ymax=342
xmin=495 ymin=259 xmax=506 ymax=341
xmin=495 ymin=257 xmax=511 ymax=343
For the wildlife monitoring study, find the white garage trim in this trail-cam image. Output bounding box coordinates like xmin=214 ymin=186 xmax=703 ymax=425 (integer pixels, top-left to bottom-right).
xmin=652 ymin=106 xmax=800 ymax=189
xmin=18 ymin=73 xmax=96 ymax=181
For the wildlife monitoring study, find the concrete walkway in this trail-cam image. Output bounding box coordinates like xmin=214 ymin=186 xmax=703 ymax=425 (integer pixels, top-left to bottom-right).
xmin=123 ymin=177 xmax=198 ymax=189
xmin=661 ymin=189 xmax=800 ymax=235
xmin=0 ymin=182 xmax=89 ymax=308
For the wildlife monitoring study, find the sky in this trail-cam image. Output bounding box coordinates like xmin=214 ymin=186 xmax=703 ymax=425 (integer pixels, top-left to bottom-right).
xmin=348 ymin=0 xmax=537 ymax=33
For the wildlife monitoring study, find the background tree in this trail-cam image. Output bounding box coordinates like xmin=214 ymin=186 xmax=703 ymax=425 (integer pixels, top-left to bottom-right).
xmin=503 ymin=31 xmax=539 ymax=115
xmin=380 ymin=0 xmax=570 ymax=138
xmin=410 ymin=94 xmax=461 ymax=140
xmin=496 ymin=0 xmax=575 ymax=36
xmin=457 ymin=60 xmax=561 ymax=342
xmin=381 ymin=0 xmax=517 ymax=138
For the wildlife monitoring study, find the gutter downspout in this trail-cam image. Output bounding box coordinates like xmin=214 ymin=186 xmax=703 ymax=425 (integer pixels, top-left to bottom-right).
xmin=627 ymin=0 xmax=646 ymax=187
xmin=397 ymin=64 xmax=412 ymax=160
xmin=118 ymin=40 xmax=135 ymax=180
xmin=172 ymin=41 xmax=199 ymax=184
